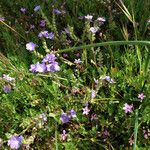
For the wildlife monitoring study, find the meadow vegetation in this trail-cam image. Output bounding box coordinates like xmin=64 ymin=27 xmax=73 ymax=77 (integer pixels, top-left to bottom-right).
xmin=0 ymin=0 xmax=150 ymax=149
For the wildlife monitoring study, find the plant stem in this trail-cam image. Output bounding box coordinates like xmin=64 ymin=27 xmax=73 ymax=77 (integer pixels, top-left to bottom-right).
xmin=56 ymin=41 xmax=150 ymax=53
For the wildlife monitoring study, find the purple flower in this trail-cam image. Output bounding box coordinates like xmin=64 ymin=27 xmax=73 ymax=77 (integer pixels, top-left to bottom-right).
xmin=75 ymin=53 xmax=80 ymax=57
xmin=62 ymin=53 xmax=68 ymax=58
xmin=0 ymin=17 xmax=5 ymax=21
xmin=53 ymin=9 xmax=62 ymax=14
xmin=29 ymin=64 xmax=37 ymax=73
xmin=70 ymin=109 xmax=76 ymax=118
xmin=100 ymin=76 xmax=115 ymax=84
xmin=46 ymin=61 xmax=60 ymax=72
xmin=34 ymin=5 xmax=41 ymax=12
xmin=47 ymin=32 xmax=55 ymax=39
xmin=60 ymin=130 xmax=68 ymax=141
xmin=83 ymin=106 xmax=90 ymax=115
xmin=26 ymin=42 xmax=36 ymax=51
xmin=42 ymin=54 xmax=56 ymax=63
xmin=3 ymin=85 xmax=11 ymax=93
xmin=39 ymin=113 xmax=47 ymax=122
xmin=29 ymin=62 xmax=47 ymax=73
xmin=78 ymin=16 xmax=84 ymax=20
xmin=38 ymin=31 xmax=49 ymax=38
xmin=91 ymin=90 xmax=96 ymax=99
xmin=3 ymin=74 xmax=15 ymax=81
xmin=30 ymin=24 xmax=35 ymax=29
xmin=123 ymin=103 xmax=133 ymax=113
xmin=38 ymin=31 xmax=54 ymax=39
xmin=20 ymin=8 xmax=26 ymax=13
xmin=35 ymin=63 xmax=47 ymax=73
xmin=60 ymin=113 xmax=71 ymax=124
xmin=138 ymin=93 xmax=146 ymax=101
xmin=8 ymin=135 xmax=23 ymax=149
xmin=40 ymin=20 xmax=46 ymax=27
xmin=91 ymin=113 xmax=98 ymax=121
xmin=89 ymin=27 xmax=99 ymax=33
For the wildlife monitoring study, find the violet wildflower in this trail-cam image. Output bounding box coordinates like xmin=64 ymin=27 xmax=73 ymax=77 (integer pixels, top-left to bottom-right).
xmin=103 ymin=129 xmax=110 ymax=137
xmin=29 ymin=62 xmax=47 ymax=73
xmin=123 ymin=103 xmax=133 ymax=113
xmin=100 ymin=76 xmax=115 ymax=84
xmin=91 ymin=90 xmax=96 ymax=99
xmin=38 ymin=31 xmax=54 ymax=39
xmin=30 ymin=24 xmax=35 ymax=29
xmin=91 ymin=113 xmax=98 ymax=121
xmin=53 ymin=9 xmax=62 ymax=14
xmin=26 ymin=42 xmax=36 ymax=51
xmin=40 ymin=20 xmax=46 ymax=27
xmin=83 ymin=106 xmax=90 ymax=115
xmin=34 ymin=62 xmax=47 ymax=73
xmin=138 ymin=93 xmax=146 ymax=101
xmin=20 ymin=8 xmax=26 ymax=13
xmin=8 ymin=135 xmax=23 ymax=150
xmin=38 ymin=31 xmax=49 ymax=38
xmin=0 ymin=17 xmax=5 ymax=21
xmin=70 ymin=109 xmax=76 ymax=118
xmin=143 ymin=127 xmax=149 ymax=139
xmin=39 ymin=113 xmax=47 ymax=122
xmin=62 ymin=53 xmax=68 ymax=58
xmin=29 ymin=64 xmax=37 ymax=73
xmin=42 ymin=54 xmax=56 ymax=63
xmin=46 ymin=62 xmax=60 ymax=72
xmin=74 ymin=59 xmax=82 ymax=64
xmin=75 ymin=53 xmax=80 ymax=57
xmin=34 ymin=5 xmax=41 ymax=12
xmin=60 ymin=113 xmax=71 ymax=124
xmin=147 ymin=19 xmax=150 ymax=24
xmin=78 ymin=16 xmax=84 ymax=20
xmin=85 ymin=14 xmax=93 ymax=21
xmin=129 ymin=137 xmax=134 ymax=146
xmin=3 ymin=85 xmax=11 ymax=93
xmin=60 ymin=130 xmax=68 ymax=141
xmin=3 ymin=74 xmax=15 ymax=81
xmin=89 ymin=27 xmax=99 ymax=33
xmin=47 ymin=32 xmax=55 ymax=39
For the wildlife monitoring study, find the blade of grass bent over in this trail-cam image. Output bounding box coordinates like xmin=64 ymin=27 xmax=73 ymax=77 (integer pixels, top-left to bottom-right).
xmin=56 ymin=41 xmax=150 ymax=53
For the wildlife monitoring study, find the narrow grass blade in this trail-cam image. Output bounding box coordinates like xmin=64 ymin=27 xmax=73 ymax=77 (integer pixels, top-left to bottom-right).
xmin=56 ymin=41 xmax=150 ymax=53
xmin=133 ymin=109 xmax=139 ymax=150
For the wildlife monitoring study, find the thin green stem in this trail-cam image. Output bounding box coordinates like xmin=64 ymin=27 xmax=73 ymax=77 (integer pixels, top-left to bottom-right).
xmin=56 ymin=41 xmax=150 ymax=53
xmin=133 ymin=109 xmax=139 ymax=150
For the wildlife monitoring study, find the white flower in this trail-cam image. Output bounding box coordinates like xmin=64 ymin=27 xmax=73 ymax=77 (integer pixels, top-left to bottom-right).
xmin=97 ymin=17 xmax=106 ymax=22
xmin=85 ymin=14 xmax=93 ymax=20
xmin=74 ymin=59 xmax=82 ymax=64
xmin=89 ymin=27 xmax=99 ymax=33
xmin=3 ymin=74 xmax=15 ymax=81
xmin=26 ymin=42 xmax=37 ymax=51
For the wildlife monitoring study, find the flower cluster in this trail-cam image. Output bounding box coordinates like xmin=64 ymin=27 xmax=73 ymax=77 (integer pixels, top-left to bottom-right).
xmin=38 ymin=31 xmax=54 ymax=39
xmin=8 ymin=135 xmax=23 ymax=149
xmin=30 ymin=54 xmax=60 ymax=73
xmin=60 ymin=109 xmax=76 ymax=124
